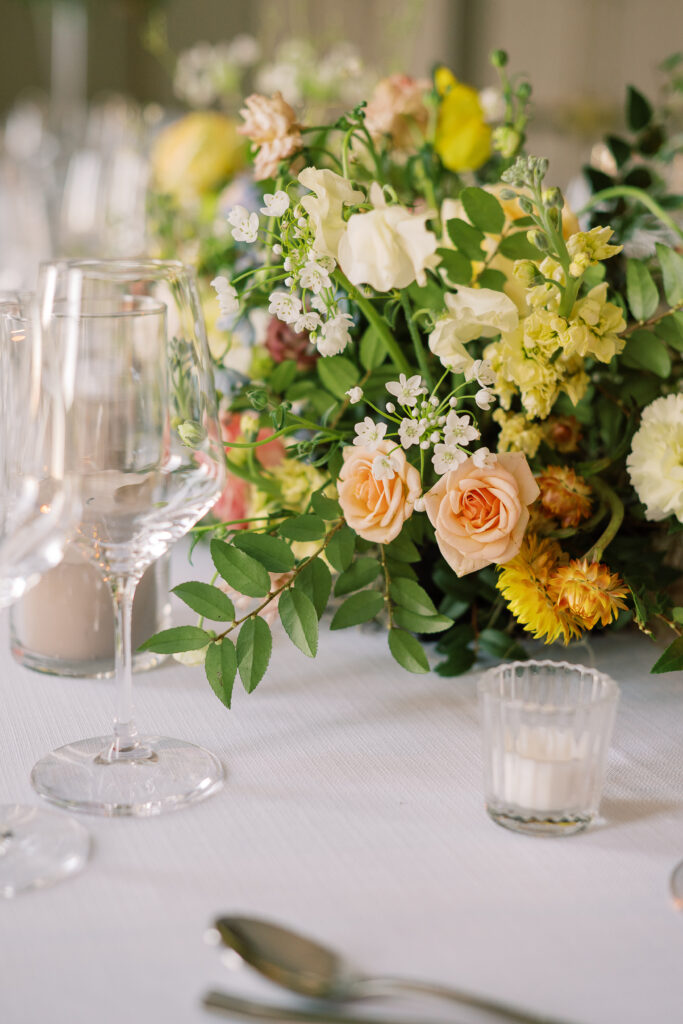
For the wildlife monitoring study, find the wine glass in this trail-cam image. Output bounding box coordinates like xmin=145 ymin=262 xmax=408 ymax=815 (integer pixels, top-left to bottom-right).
xmin=0 ymin=294 xmax=89 ymax=897
xmin=31 ymin=260 xmax=226 ymax=816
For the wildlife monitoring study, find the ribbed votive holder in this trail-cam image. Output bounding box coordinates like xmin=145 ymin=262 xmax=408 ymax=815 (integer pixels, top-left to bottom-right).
xmin=478 ymin=660 xmax=619 ymax=837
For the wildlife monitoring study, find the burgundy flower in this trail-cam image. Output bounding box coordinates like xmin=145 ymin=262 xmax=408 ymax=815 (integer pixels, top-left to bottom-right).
xmin=265 ymin=317 xmax=317 ymax=369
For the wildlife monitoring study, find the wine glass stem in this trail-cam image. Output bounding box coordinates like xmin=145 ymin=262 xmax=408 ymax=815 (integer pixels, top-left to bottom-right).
xmin=111 ymin=575 xmax=139 ymax=754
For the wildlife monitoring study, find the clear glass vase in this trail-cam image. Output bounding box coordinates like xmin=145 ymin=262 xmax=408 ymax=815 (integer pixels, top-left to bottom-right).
xmin=10 ymin=545 xmax=171 ymax=678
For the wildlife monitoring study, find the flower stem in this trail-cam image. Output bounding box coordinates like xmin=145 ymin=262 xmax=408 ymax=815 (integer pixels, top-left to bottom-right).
xmin=584 ymin=477 xmax=624 ymax=563
xmin=579 ymin=185 xmax=683 ymax=241
xmin=399 ymin=291 xmax=433 ymax=387
xmin=333 ymin=270 xmax=411 ymax=373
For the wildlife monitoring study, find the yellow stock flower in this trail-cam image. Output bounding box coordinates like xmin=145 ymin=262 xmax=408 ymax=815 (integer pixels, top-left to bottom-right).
xmin=151 ymin=112 xmax=245 ymax=200
xmin=493 ymin=409 xmax=544 ymax=457
xmin=434 ymin=68 xmax=491 ymax=172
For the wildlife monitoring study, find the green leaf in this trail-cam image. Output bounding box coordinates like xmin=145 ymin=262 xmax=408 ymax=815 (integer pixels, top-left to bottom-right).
xmin=138 ymin=625 xmax=212 ymax=654
xmin=317 ymin=356 xmax=359 ymax=399
xmin=211 ymin=538 xmax=271 ymax=598
xmin=393 ymin=608 xmax=454 ymax=634
xmin=436 ymin=249 xmax=473 ymax=285
xmin=651 ymin=636 xmax=683 ymax=674
xmin=606 ymin=134 xmax=632 ymax=169
xmin=498 ymin=232 xmax=544 ymax=261
xmin=205 ymin=639 xmax=237 ymax=708
xmin=388 ymin=628 xmax=429 ymax=673
xmin=389 ymin=578 xmax=437 ymax=616
xmin=236 ymin=617 xmax=272 ymax=692
xmin=330 ymin=590 xmax=385 ymax=630
xmin=626 ymin=85 xmax=653 ymax=132
xmin=269 ymin=360 xmax=298 ymax=394
xmin=172 ymin=581 xmax=235 ymax=622
xmin=232 ymin=532 xmax=295 ymax=573
xmin=672 ymin=607 xmax=683 ymax=625
xmin=311 ymin=491 xmax=342 ymax=519
xmin=655 ymin=243 xmax=683 ymax=307
xmin=477 ymin=628 xmax=527 ymax=661
xmin=334 ymin=557 xmax=381 ymax=596
xmin=326 ymin=526 xmax=356 ymax=571
xmin=476 ymin=269 xmax=507 ymax=292
xmin=384 ymin=534 xmax=420 ymax=563
xmin=279 ymin=588 xmax=318 ymax=658
xmin=294 ymin=558 xmax=332 ymax=618
xmin=278 ymin=515 xmax=326 ymax=542
xmin=626 ymin=259 xmax=659 ymax=321
xmin=359 ymin=326 xmax=387 ymax=370
xmin=385 ymin=558 xmax=418 ymax=581
xmin=435 ymin=647 xmax=476 ymax=676
xmin=460 ymin=186 xmax=505 ymax=235
xmin=654 ymin=311 xmax=683 ymax=351
xmin=445 ymin=218 xmax=484 ymax=260
xmin=621 ymin=329 xmax=671 ymax=377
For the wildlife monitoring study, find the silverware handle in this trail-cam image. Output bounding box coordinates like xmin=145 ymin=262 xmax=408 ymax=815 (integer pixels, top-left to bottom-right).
xmin=359 ymin=977 xmax=580 ymax=1024
xmin=202 ymin=989 xmax=464 ymax=1024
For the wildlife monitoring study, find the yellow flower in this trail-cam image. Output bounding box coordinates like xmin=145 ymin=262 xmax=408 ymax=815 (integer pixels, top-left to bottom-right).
xmin=536 ymin=466 xmax=593 ymax=528
xmin=151 ymin=112 xmax=244 ymax=200
xmin=434 ymin=68 xmax=491 ymax=172
xmin=496 ymin=534 xmax=582 ymax=644
xmin=493 ymin=409 xmax=544 ymax=457
xmin=549 ymin=559 xmax=629 ymax=629
xmin=249 ymin=457 xmax=326 ymax=518
xmin=569 ymin=283 xmax=626 ymax=363
xmin=566 ymin=226 xmax=622 ymax=277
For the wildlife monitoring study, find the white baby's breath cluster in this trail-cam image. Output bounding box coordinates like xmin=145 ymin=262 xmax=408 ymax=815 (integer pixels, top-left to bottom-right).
xmin=174 ymin=36 xmax=262 ymax=108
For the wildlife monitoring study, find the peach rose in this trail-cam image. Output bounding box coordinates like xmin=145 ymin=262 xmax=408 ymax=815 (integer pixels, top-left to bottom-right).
xmin=424 ymin=452 xmax=539 ymax=576
xmin=237 ymin=92 xmax=302 ymax=180
xmin=338 ymin=441 xmax=421 ymax=544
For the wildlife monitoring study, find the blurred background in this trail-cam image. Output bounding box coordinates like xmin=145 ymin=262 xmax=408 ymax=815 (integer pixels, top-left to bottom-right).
xmin=1 ymin=0 xmax=681 ymax=289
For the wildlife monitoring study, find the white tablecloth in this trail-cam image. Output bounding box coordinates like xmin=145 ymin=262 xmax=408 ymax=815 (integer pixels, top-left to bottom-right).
xmin=1 ymin=545 xmax=683 ymax=1024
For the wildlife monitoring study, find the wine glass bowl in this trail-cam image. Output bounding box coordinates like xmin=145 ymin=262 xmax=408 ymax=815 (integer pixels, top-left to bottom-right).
xmin=30 ymin=260 xmax=227 ymax=816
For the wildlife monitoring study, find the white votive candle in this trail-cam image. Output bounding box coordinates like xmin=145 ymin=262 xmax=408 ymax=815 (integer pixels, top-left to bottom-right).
xmin=494 ymin=724 xmax=591 ymax=813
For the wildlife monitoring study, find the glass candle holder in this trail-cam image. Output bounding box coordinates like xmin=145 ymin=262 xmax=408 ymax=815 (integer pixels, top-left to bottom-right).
xmin=478 ymin=660 xmax=619 ymax=837
xmin=9 ymin=546 xmax=171 ymax=678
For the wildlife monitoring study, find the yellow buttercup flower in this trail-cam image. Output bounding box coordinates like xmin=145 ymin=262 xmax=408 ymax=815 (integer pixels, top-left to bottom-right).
xmin=549 ymin=559 xmax=629 ymax=629
xmin=496 ymin=534 xmax=582 ymax=644
xmin=434 ymin=68 xmax=491 ymax=172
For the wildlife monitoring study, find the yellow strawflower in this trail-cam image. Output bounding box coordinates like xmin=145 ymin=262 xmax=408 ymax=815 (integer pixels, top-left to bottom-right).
xmin=496 ymin=535 xmax=582 ymax=644
xmin=549 ymin=559 xmax=629 ymax=628
xmin=434 ymin=68 xmax=491 ymax=172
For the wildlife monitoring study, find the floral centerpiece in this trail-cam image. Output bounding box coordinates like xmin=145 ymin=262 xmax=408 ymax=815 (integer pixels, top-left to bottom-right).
xmin=140 ymin=52 xmax=683 ymax=706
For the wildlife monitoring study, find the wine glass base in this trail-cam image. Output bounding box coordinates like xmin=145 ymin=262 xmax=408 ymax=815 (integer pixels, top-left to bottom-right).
xmin=31 ymin=736 xmax=224 ymax=817
xmin=0 ymin=804 xmax=90 ymax=898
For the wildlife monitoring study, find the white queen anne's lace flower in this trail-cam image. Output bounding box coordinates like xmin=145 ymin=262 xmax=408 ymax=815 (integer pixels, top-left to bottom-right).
xmin=444 ymin=411 xmax=479 ymax=446
xmin=227 ymin=205 xmax=259 ymax=242
xmin=386 ymin=373 xmax=423 ymax=407
xmin=268 ymin=291 xmax=302 ymax=324
xmin=432 ymin=444 xmax=467 ymax=476
xmin=398 ymin=418 xmax=424 ymax=449
xmin=353 ymin=417 xmax=387 ymax=450
xmin=626 ymin=393 xmax=683 ymax=522
xmin=316 ymin=313 xmax=353 ymax=356
xmin=260 ymin=190 xmax=290 ymax=217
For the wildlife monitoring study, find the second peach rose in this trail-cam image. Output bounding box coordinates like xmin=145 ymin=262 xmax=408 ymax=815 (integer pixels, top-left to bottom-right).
xmin=338 ymin=441 xmax=421 ymax=544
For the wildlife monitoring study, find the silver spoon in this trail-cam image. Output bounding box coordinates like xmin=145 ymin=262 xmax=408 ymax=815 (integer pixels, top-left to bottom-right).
xmin=209 ymin=915 xmax=580 ymax=1024
xmin=203 ymin=988 xmax=460 ymax=1023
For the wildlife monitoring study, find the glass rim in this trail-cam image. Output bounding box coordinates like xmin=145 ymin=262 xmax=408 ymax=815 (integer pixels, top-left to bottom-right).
xmin=477 ymin=658 xmax=620 ymax=709
xmin=39 ymin=257 xmax=195 ymax=281
xmin=50 ymin=294 xmax=167 ymax=319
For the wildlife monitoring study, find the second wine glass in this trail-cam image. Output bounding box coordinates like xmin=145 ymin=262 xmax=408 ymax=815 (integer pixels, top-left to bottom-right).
xmin=31 ymin=259 xmax=226 ymax=816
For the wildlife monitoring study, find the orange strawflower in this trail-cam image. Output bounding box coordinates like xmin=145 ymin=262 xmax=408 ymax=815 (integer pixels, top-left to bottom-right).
xmin=542 ymin=416 xmax=582 ymax=454
xmin=537 ymin=466 xmax=593 ymax=528
xmin=496 ymin=534 xmax=583 ymax=644
xmin=549 ymin=558 xmax=629 ymax=629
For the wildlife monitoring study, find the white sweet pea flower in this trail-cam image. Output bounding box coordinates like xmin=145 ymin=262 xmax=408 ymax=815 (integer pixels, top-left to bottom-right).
xmin=428 ymin=286 xmax=518 ymax=370
xmin=346 ymin=386 xmax=363 ymax=404
xmin=338 ymin=183 xmax=439 ymax=292
xmin=316 ymin=313 xmax=353 ymax=356
xmin=298 ymin=167 xmax=364 ymax=259
xmin=227 ymin=205 xmax=260 ymax=243
xmin=260 ymin=190 xmax=290 ymax=217
xmin=472 ymin=446 xmax=497 ymax=468
xmin=299 ymin=259 xmax=332 ymax=294
xmin=475 ymin=389 xmax=495 ymax=410
xmin=211 ymin=276 xmax=239 ymax=316
xmin=372 ymin=451 xmax=401 ymax=481
xmin=293 ymin=311 xmax=322 ymax=333
xmin=443 ymin=411 xmax=480 ymax=445
xmin=465 ymin=358 xmax=497 ymax=387
xmin=432 ymin=444 xmax=468 ymax=476
xmin=386 ymin=373 xmax=423 ymax=407
xmin=353 ymin=417 xmax=387 ymax=450
xmin=398 ymin=418 xmax=424 ymax=449
xmin=268 ymin=291 xmax=302 ymax=324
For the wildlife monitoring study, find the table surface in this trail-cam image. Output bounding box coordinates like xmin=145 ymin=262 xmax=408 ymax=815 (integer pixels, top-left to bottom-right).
xmin=1 ymin=545 xmax=683 ymax=1024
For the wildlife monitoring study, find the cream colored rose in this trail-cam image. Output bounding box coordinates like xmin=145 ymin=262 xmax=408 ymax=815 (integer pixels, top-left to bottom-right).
xmin=424 ymin=452 xmax=539 ymax=576
xmin=337 ymin=183 xmax=439 ymax=292
xmin=298 ymin=167 xmax=364 ymax=259
xmin=338 ymin=440 xmax=421 ymax=543
xmin=428 ymin=286 xmax=519 ymax=371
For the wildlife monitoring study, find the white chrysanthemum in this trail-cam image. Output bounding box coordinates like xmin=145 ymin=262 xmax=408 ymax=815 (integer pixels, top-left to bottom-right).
xmin=626 ymin=393 xmax=683 ymax=522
